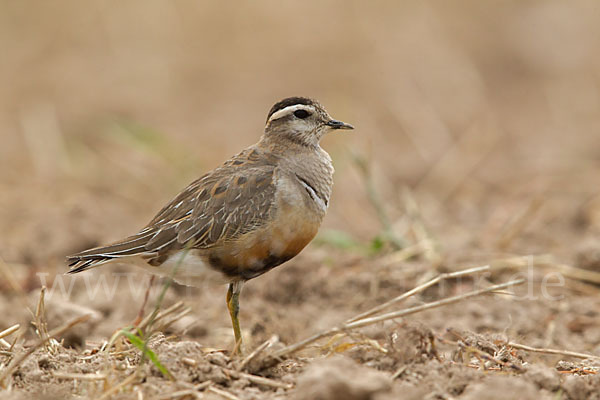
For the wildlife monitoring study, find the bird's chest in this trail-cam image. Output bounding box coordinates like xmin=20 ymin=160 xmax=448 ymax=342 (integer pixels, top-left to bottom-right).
xmin=203 ymin=170 xmax=329 ymax=281
xmin=204 ymin=209 xmax=318 ymax=280
xmin=280 ymin=156 xmax=334 ymax=217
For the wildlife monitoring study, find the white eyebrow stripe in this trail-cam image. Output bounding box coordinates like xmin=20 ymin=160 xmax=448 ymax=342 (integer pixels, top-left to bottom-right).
xmin=268 ymin=104 xmax=316 ymax=123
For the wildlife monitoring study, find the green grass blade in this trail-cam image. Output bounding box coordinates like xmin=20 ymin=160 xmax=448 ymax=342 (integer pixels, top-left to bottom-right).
xmin=121 ymin=329 xmax=173 ymax=380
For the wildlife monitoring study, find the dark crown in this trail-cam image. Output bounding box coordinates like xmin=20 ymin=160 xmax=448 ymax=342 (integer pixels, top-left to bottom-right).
xmin=266 ymin=97 xmax=319 ymax=122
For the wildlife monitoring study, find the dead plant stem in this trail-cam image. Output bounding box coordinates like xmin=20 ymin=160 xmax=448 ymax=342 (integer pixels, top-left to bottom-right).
xmin=348 ymin=265 xmax=490 ymax=323
xmin=508 ymin=342 xmax=600 ymax=361
xmin=273 ymin=278 xmax=524 ymax=358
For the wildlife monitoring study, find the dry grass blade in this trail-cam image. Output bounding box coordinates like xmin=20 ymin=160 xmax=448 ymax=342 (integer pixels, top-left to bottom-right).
xmin=0 ymin=257 xmax=25 ymax=294
xmin=488 ymin=255 xmax=600 ymax=285
xmin=273 ymin=278 xmax=524 ymax=359
xmin=157 ymin=381 xmax=212 ymax=399
xmin=321 ymin=333 xmax=388 ymax=355
xmin=53 ymin=372 xmax=108 ymax=381
xmin=158 ymin=389 xmax=201 ymax=399
xmin=134 ymin=275 xmax=155 ymax=326
xmin=107 ymin=301 xmax=188 ymax=353
xmin=378 ymin=241 xmax=430 ymax=268
xmin=97 ymin=371 xmax=140 ymax=400
xmin=137 ymin=301 xmax=186 ymax=333
xmin=0 ymin=324 xmax=20 ymax=341
xmin=237 ymin=335 xmax=278 ymax=371
xmin=238 ymin=372 xmax=292 ymax=390
xmin=402 ymin=187 xmax=441 ymax=264
xmin=225 ymin=369 xmax=293 ymax=390
xmin=155 ymin=306 xmax=192 ymax=333
xmin=157 ymin=389 xmax=199 ymax=399
xmin=208 ymin=386 xmax=241 ymax=400
xmin=351 ymin=151 xmax=404 ymax=249
xmin=484 ymin=254 xmax=555 ymax=272
xmin=32 ymin=287 xmax=54 ymax=353
xmin=552 ymin=263 xmax=600 ymax=285
xmin=0 ymin=314 xmax=90 ymax=388
xmin=346 ymin=279 xmax=524 ymax=328
xmin=348 ymin=264 xmax=490 ymax=323
xmin=496 ymin=196 xmax=544 ymax=250
xmin=105 ymin=249 xmax=193 ymax=384
xmin=508 ymin=342 xmax=600 ymax=361
xmin=103 ymin=301 xmax=189 ymax=382
xmin=0 ymin=257 xmax=29 ymax=307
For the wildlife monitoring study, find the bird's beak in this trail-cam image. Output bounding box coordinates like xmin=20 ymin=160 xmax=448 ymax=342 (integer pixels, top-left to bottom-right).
xmin=326 ymin=119 xmax=354 ymax=130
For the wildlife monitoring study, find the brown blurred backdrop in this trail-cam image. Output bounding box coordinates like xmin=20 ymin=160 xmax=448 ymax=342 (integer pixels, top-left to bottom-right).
xmin=1 ymin=0 xmax=600 ymax=270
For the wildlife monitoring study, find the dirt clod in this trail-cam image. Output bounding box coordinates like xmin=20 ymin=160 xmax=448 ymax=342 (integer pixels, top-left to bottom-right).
xmin=461 ymin=375 xmax=543 ymax=400
xmin=562 ymin=374 xmax=600 ymax=400
xmin=293 ymin=356 xmax=391 ymax=400
xmin=525 ymin=364 xmax=561 ymax=392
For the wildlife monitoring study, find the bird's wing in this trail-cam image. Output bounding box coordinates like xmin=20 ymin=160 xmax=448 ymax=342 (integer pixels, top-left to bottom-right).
xmin=67 ymin=148 xmax=280 ymax=272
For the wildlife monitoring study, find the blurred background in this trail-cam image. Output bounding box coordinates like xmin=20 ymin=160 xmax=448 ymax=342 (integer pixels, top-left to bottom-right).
xmin=1 ymin=0 xmax=600 ymax=344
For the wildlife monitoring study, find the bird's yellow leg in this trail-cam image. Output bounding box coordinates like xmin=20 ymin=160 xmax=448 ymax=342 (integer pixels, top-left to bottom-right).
xmin=226 ymin=281 xmax=244 ymax=355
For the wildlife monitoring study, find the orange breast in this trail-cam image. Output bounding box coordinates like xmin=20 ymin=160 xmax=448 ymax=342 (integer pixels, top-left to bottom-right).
xmin=204 ymin=203 xmax=320 ymax=280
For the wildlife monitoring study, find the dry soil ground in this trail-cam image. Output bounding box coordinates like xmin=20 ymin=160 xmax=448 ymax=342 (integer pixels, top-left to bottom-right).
xmin=2 ymin=1 xmax=600 ymax=399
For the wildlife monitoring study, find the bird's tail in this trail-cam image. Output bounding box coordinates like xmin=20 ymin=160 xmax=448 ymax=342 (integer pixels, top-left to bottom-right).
xmin=66 ymin=230 xmax=156 ymax=274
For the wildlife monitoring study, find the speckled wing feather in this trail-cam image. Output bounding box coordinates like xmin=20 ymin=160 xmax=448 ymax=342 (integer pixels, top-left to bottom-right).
xmin=67 ymin=148 xmax=280 ymax=272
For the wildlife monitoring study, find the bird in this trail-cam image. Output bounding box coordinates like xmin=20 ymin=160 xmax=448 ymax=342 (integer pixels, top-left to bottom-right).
xmin=67 ymin=96 xmax=354 ymax=352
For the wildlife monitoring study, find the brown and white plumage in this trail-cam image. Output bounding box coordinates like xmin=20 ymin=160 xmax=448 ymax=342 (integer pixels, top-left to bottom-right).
xmin=68 ymin=147 xmax=280 ymax=280
xmin=67 ymin=96 xmax=353 ymax=350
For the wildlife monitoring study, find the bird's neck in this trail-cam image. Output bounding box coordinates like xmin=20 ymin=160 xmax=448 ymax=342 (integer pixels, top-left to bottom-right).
xmin=260 ymin=126 xmax=323 ymax=149
xmin=257 ymin=137 xmax=334 ymax=213
xmin=258 ymin=133 xmax=320 ymax=155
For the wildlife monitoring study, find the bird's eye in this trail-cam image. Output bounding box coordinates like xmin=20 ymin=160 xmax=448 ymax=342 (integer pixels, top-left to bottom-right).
xmin=293 ymin=109 xmax=310 ymax=119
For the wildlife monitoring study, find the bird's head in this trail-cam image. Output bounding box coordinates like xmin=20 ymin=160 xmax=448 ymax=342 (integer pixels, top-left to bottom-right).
xmin=263 ymin=97 xmax=353 ymax=147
